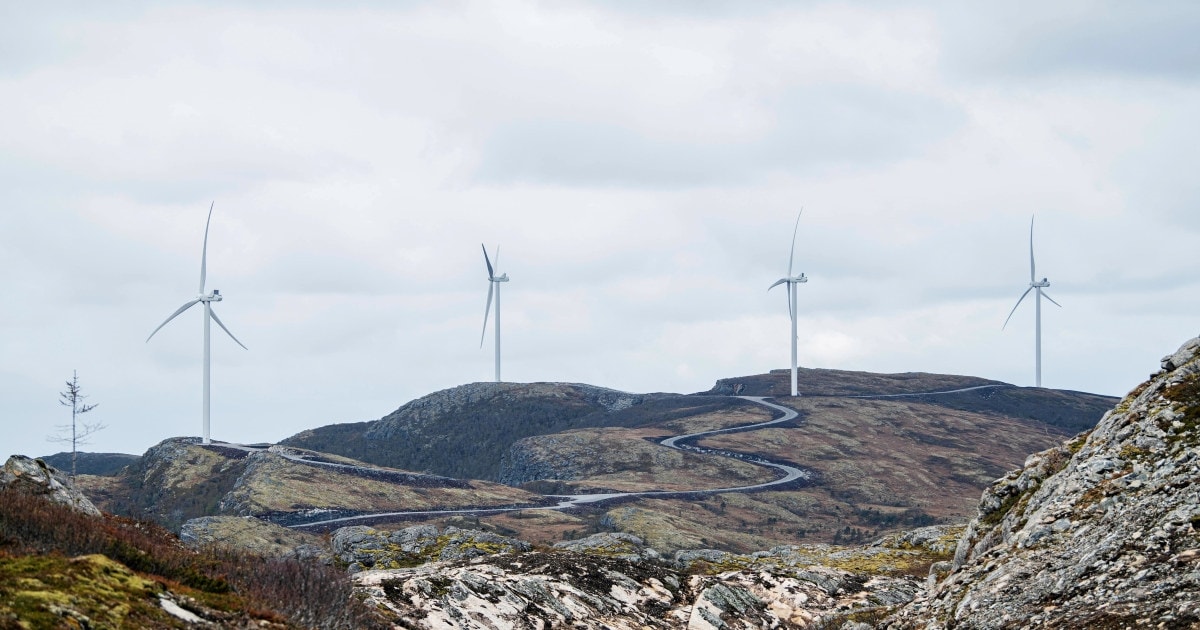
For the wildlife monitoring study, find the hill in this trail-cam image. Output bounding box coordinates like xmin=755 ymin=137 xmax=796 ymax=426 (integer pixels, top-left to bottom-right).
xmin=281 ymin=381 xmax=750 ymax=481
xmin=38 ymin=451 xmax=140 ymax=476
xmin=274 ymin=369 xmax=1113 ymax=552
xmin=81 ymin=439 xmax=544 ymax=532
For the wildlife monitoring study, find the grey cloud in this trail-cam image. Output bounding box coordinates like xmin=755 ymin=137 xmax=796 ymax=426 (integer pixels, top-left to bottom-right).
xmin=941 ymin=2 xmax=1200 ymax=80
xmin=474 ymin=84 xmax=961 ymax=187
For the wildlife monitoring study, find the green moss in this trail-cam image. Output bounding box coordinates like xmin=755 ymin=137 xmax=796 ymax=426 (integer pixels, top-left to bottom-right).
xmin=980 ymin=490 xmax=1026 ymax=528
xmin=1118 ymin=443 xmax=1150 ymax=462
xmin=0 ymin=554 xmax=172 ymax=628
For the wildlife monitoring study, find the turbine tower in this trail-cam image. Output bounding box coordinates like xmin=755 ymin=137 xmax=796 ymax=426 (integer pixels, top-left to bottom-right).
xmin=147 ymin=202 xmax=247 ymax=444
xmin=1003 ymin=215 xmax=1061 ymax=388
xmin=768 ymin=211 xmax=808 ymax=397
xmin=480 ymin=244 xmax=509 ymax=382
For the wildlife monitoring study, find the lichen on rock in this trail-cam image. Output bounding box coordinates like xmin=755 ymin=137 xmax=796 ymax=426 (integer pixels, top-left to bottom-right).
xmin=886 ymin=335 xmax=1200 ymax=629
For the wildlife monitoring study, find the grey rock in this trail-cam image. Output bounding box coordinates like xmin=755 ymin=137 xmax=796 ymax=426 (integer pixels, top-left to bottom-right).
xmin=1 ymin=455 xmax=101 ymax=516
xmin=887 ymin=335 xmax=1200 ymax=629
xmin=553 ymin=531 xmax=661 ymax=562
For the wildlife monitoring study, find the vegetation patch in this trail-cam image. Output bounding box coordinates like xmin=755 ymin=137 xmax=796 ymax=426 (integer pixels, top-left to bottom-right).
xmin=0 ymin=487 xmax=388 ymax=628
xmin=1162 ymin=373 xmax=1200 ymax=447
xmin=981 ymin=487 xmax=1033 ymax=528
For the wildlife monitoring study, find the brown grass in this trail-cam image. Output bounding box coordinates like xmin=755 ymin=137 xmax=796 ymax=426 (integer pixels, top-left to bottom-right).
xmin=0 ymin=487 xmax=386 ymax=629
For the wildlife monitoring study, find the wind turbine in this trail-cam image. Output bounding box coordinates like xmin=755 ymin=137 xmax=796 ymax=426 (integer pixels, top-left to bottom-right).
xmin=768 ymin=211 xmax=808 ymax=397
xmin=480 ymin=244 xmax=509 ymax=382
xmin=1003 ymin=215 xmax=1061 ymax=388
xmin=147 ymin=202 xmax=247 ymax=444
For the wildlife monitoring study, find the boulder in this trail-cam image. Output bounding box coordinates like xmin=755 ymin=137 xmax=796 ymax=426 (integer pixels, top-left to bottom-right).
xmin=553 ymin=531 xmax=662 ymax=562
xmin=1 ymin=455 xmax=101 ymax=516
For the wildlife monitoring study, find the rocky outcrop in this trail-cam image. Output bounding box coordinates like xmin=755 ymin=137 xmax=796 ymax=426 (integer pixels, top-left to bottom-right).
xmin=1 ymin=455 xmax=101 ymax=516
xmin=332 ymin=525 xmax=532 ymax=573
xmin=180 ymin=515 xmax=329 ymax=561
xmin=354 ymin=541 xmax=929 ymax=629
xmin=345 ymin=524 xmax=964 ymax=628
xmin=553 ymin=532 xmax=663 ymax=563
xmin=887 ymin=336 xmax=1200 ymax=629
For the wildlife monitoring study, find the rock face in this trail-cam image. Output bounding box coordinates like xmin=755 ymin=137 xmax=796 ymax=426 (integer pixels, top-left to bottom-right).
xmin=887 ymin=336 xmax=1200 ymax=629
xmin=1 ymin=455 xmax=101 ymax=516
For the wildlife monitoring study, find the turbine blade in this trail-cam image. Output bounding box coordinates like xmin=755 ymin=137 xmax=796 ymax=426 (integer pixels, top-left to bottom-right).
xmin=481 ymin=244 xmax=494 ymax=280
xmin=480 ymin=281 xmax=494 ymax=348
xmin=768 ymin=278 xmax=788 ymax=291
xmin=493 ymin=244 xmax=500 ymax=270
xmin=209 ymin=308 xmax=248 ymax=350
xmin=789 ymin=287 xmax=797 ymax=320
xmin=1002 ymin=287 xmax=1033 ymax=330
xmin=200 ymin=201 xmax=214 ymax=294
xmin=1028 ymin=215 xmax=1036 ymax=284
xmin=787 ymin=208 xmax=803 ymax=277
xmin=1042 ymin=292 xmax=1063 ymax=308
xmin=146 ymin=299 xmax=201 ymax=342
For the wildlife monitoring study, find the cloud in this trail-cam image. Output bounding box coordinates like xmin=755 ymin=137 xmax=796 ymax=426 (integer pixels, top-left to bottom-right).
xmin=473 ymin=85 xmax=962 ymax=187
xmin=941 ymin=2 xmax=1200 ymax=81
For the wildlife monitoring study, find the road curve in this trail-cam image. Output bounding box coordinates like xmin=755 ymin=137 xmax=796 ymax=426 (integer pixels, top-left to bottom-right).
xmin=282 ymin=385 xmax=1010 ymax=530
xmin=287 ymin=396 xmax=810 ymax=529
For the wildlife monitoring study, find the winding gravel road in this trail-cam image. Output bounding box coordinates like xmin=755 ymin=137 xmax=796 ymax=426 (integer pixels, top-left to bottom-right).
xmin=280 ymin=385 xmax=1012 ymax=529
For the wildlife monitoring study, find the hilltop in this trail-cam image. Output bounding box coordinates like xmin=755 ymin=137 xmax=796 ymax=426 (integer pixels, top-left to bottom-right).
xmin=64 ymin=366 xmax=1114 ymax=555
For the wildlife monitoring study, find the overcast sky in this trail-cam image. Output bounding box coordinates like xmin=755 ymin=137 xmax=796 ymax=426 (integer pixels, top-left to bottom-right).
xmin=3 ymin=1 xmax=1199 ymax=460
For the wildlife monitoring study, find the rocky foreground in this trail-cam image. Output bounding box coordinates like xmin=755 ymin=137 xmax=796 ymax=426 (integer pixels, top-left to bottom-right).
xmin=345 ymin=528 xmax=951 ymax=629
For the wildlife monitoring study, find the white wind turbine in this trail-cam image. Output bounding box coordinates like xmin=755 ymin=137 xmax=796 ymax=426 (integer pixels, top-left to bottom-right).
xmin=147 ymin=202 xmax=247 ymax=444
xmin=768 ymin=211 xmax=808 ymax=397
xmin=1003 ymin=215 xmax=1061 ymax=388
xmin=480 ymin=244 xmax=509 ymax=382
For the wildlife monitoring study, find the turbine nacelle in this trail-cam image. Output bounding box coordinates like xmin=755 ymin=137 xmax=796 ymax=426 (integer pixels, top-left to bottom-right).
xmin=1032 ymin=278 xmax=1050 ymax=288
xmin=199 ymin=290 xmax=223 ymax=303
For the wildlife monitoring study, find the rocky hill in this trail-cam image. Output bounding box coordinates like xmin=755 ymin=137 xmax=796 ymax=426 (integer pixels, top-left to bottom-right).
xmin=709 ymin=368 xmax=1114 ymax=434
xmin=81 ymin=438 xmax=544 ymax=532
xmin=281 ymin=381 xmax=747 ymax=481
xmin=401 ymin=372 xmax=1111 ymax=554
xmin=884 ymin=335 xmax=1200 ymax=628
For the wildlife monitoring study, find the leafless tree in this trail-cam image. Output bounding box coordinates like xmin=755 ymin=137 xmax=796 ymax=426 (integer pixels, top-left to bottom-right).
xmin=47 ymin=370 xmax=104 ymax=481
